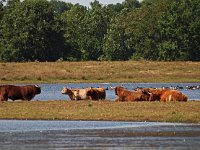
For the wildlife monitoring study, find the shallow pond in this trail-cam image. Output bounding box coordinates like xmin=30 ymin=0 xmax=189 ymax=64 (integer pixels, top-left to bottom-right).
xmin=0 ymin=120 xmax=199 ymax=149
xmin=32 ymin=83 xmax=200 ymax=101
xmin=1 ymin=83 xmax=200 ymax=100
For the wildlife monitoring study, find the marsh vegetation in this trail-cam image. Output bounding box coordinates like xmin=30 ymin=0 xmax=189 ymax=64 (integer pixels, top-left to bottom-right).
xmin=0 ymin=61 xmax=200 ymax=83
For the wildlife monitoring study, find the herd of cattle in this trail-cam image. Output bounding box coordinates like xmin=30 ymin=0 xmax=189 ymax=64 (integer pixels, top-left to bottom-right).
xmin=0 ymin=84 xmax=188 ymax=102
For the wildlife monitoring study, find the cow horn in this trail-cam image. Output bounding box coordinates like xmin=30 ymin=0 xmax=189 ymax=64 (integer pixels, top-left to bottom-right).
xmin=35 ymin=85 xmax=40 ymax=88
xmin=110 ymin=86 xmax=115 ymax=90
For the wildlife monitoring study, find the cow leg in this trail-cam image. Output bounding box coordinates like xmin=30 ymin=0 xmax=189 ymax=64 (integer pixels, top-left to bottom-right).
xmin=22 ymin=95 xmax=32 ymax=101
xmin=169 ymin=95 xmax=172 ymax=101
xmin=0 ymin=94 xmax=3 ymax=101
xmin=115 ymin=98 xmax=119 ymax=102
xmin=0 ymin=95 xmax=8 ymax=101
xmin=0 ymin=90 xmax=6 ymax=101
xmin=24 ymin=98 xmax=31 ymax=101
xmin=0 ymin=96 xmax=4 ymax=101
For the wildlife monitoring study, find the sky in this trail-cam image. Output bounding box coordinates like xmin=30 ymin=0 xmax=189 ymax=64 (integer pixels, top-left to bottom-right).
xmin=62 ymin=0 xmax=141 ymax=7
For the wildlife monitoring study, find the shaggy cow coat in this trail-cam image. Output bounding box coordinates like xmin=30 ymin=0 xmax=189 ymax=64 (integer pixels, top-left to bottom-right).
xmin=0 ymin=85 xmax=41 ymax=101
xmin=149 ymin=88 xmax=188 ymax=102
xmin=86 ymin=88 xmax=106 ymax=100
xmin=115 ymin=86 xmax=150 ymax=102
xmin=160 ymin=90 xmax=188 ymax=102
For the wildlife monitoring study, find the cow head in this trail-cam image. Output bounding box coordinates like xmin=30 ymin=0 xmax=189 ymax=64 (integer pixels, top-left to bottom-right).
xmin=149 ymin=90 xmax=162 ymax=101
xmin=114 ymin=86 xmax=124 ymax=96
xmin=34 ymin=85 xmax=41 ymax=94
xmin=61 ymin=87 xmax=69 ymax=94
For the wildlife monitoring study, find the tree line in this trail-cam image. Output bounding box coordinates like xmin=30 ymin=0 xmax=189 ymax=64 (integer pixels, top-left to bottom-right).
xmin=0 ymin=0 xmax=200 ymax=62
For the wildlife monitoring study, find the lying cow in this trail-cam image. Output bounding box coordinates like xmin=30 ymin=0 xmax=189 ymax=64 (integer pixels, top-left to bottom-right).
xmin=149 ymin=88 xmax=188 ymax=102
xmin=86 ymin=87 xmax=106 ymax=100
xmin=160 ymin=90 xmax=188 ymax=102
xmin=61 ymin=87 xmax=90 ymax=100
xmin=0 ymin=85 xmax=41 ymax=101
xmin=115 ymin=86 xmax=150 ymax=102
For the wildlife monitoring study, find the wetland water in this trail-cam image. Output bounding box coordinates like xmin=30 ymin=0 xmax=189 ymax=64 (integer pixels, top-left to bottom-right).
xmin=0 ymin=120 xmax=199 ymax=149
xmin=32 ymin=83 xmax=200 ymax=101
xmin=1 ymin=83 xmax=200 ymax=149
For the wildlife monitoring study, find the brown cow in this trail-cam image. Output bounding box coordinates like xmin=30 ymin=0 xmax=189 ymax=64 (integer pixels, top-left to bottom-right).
xmin=115 ymin=86 xmax=150 ymax=102
xmin=0 ymin=90 xmax=5 ymax=101
xmin=149 ymin=88 xmax=188 ymax=102
xmin=147 ymin=88 xmax=168 ymax=101
xmin=160 ymin=90 xmax=188 ymax=102
xmin=86 ymin=88 xmax=106 ymax=100
xmin=135 ymin=88 xmax=156 ymax=94
xmin=0 ymin=85 xmax=41 ymax=101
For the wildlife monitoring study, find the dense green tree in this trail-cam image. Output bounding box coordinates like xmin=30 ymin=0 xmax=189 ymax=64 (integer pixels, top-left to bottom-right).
xmin=102 ymin=0 xmax=141 ymax=60
xmin=61 ymin=4 xmax=87 ymax=61
xmin=0 ymin=0 xmax=21 ymax=61
xmin=79 ymin=0 xmax=111 ymax=60
xmin=102 ymin=10 xmax=132 ymax=60
xmin=0 ymin=0 xmax=66 ymax=61
xmin=158 ymin=0 xmax=200 ymax=61
xmin=122 ymin=0 xmax=141 ymax=10
xmin=0 ymin=0 xmax=200 ymax=62
xmin=0 ymin=0 xmax=5 ymax=17
xmin=50 ymin=0 xmax=72 ymax=14
xmin=0 ymin=0 xmax=5 ymax=41
xmin=61 ymin=0 xmax=112 ymax=61
xmin=106 ymin=3 xmax=124 ymax=14
xmin=122 ymin=0 xmax=169 ymax=60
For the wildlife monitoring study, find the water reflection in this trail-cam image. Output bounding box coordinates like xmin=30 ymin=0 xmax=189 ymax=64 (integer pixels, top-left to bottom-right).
xmin=0 ymin=120 xmax=199 ymax=149
xmin=1 ymin=120 xmax=196 ymax=132
xmin=33 ymin=83 xmax=200 ymax=101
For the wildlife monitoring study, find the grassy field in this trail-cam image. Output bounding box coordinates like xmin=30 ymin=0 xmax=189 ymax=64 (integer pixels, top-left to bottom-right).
xmin=0 ymin=100 xmax=199 ymax=123
xmin=0 ymin=61 xmax=200 ymax=83
xmin=0 ymin=61 xmax=200 ymax=123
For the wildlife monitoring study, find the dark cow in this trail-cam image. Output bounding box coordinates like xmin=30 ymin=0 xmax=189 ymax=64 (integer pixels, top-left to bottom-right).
xmin=149 ymin=88 xmax=188 ymax=102
xmin=0 ymin=90 xmax=4 ymax=101
xmin=86 ymin=88 xmax=106 ymax=100
xmin=114 ymin=86 xmax=150 ymax=102
xmin=0 ymin=85 xmax=41 ymax=101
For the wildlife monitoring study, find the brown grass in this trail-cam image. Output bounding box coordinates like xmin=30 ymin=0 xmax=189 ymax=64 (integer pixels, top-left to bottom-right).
xmin=0 ymin=61 xmax=200 ymax=83
xmin=0 ymin=100 xmax=199 ymax=123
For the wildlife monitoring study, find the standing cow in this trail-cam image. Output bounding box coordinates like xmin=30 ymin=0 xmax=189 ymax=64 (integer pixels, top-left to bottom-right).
xmin=61 ymin=87 xmax=91 ymax=100
xmin=0 ymin=85 xmax=41 ymax=101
